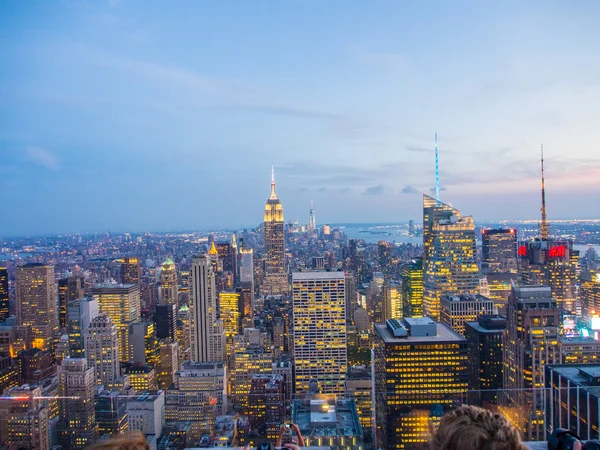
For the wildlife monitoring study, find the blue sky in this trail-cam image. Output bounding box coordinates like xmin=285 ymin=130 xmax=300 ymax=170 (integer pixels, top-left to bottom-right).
xmin=1 ymin=1 xmax=600 ymax=236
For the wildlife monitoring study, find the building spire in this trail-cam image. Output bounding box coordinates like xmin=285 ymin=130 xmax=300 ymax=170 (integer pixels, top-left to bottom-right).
xmin=540 ymin=143 xmax=549 ymax=240
xmin=270 ymin=164 xmax=277 ymax=199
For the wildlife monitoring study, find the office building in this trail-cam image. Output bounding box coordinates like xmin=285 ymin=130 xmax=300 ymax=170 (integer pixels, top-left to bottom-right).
xmin=155 ymin=303 xmax=177 ymax=341
xmin=176 ymin=304 xmax=191 ymax=352
xmin=68 ymin=297 xmax=99 ymax=358
xmin=15 ymin=264 xmax=58 ymax=352
xmin=440 ymin=293 xmax=495 ymax=336
xmin=231 ymin=346 xmax=273 ymax=409
xmin=502 ymin=285 xmax=559 ymax=441
xmin=272 ymin=358 xmax=293 ymax=404
xmin=239 ymin=248 xmax=255 ymax=315
xmin=58 ymin=275 xmax=85 ymax=330
xmin=158 ymin=339 xmax=179 ymax=389
xmin=383 ymin=282 xmax=402 ymax=321
xmin=293 ymin=271 xmax=347 ymax=395
xmin=124 ymin=363 xmax=158 ymax=392
xmin=378 ymin=240 xmax=393 ymax=279
xmin=0 ymin=384 xmax=50 ymax=450
xmin=0 ymin=267 xmax=9 ymax=322
xmin=58 ymin=358 xmax=97 ymax=449
xmin=482 ymin=228 xmax=518 ymax=274
xmin=559 ymin=337 xmax=600 ymax=364
xmin=17 ymin=347 xmax=55 ymax=384
xmin=95 ymin=389 xmax=128 ymax=438
xmin=546 ymin=364 xmax=600 ymax=440
xmin=465 ymin=315 xmax=506 ymax=406
xmin=482 ymin=272 xmax=517 ymax=315
xmin=374 ymin=318 xmax=469 ymax=450
xmin=216 ymin=240 xmax=237 ymax=282
xmin=291 ymin=398 xmax=364 ymax=450
xmin=580 ymin=271 xmax=600 ymax=329
xmin=159 ymin=258 xmax=178 ymax=305
xmin=129 ymin=321 xmax=159 ymax=366
xmin=423 ymin=195 xmax=479 ymax=320
xmin=119 ymin=256 xmax=141 ymax=285
xmin=401 ymin=259 xmax=423 ymax=318
xmin=86 ymin=314 xmax=120 ymax=388
xmin=190 ymin=255 xmax=225 ymax=362
xmin=518 ymin=240 xmax=579 ymax=312
xmin=93 ymin=283 xmax=141 ymax=362
xmin=263 ymin=166 xmax=288 ymax=295
xmin=165 ymin=361 xmax=226 ymax=441
xmin=219 ymin=291 xmax=241 ymax=357
xmin=127 ymin=390 xmax=166 ymax=440
xmin=247 ymin=374 xmax=285 ymax=442
xmin=345 ymin=366 xmax=372 ymax=439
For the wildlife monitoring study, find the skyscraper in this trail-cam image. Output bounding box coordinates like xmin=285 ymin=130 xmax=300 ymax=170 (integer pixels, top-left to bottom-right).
xmin=293 ymin=271 xmax=347 ymax=394
xmin=155 ymin=303 xmax=177 ymax=341
xmin=263 ymin=166 xmax=287 ymax=295
xmin=239 ymin=248 xmax=255 ymax=316
xmin=119 ymin=256 xmax=141 ymax=285
xmin=423 ymin=195 xmax=479 ymax=321
xmin=58 ymin=276 xmax=85 ymax=330
xmin=401 ymin=259 xmax=423 ymax=318
xmin=86 ymin=315 xmax=120 ymax=388
xmin=0 ymin=267 xmax=9 ymax=322
xmin=378 ymin=240 xmax=393 ymax=280
xmin=15 ymin=264 xmax=58 ymax=352
xmin=581 ymin=271 xmax=600 ymax=328
xmin=92 ymin=283 xmax=141 ymax=362
xmin=440 ymin=293 xmax=495 ymax=336
xmin=308 ymin=201 xmax=316 ymax=232
xmin=219 ymin=291 xmax=241 ymax=357
xmin=382 ymin=282 xmax=402 ymax=321
xmin=159 ymin=258 xmax=178 ymax=305
xmin=190 ymin=255 xmax=225 ymax=362
xmin=58 ymin=358 xmax=97 ymax=449
xmin=374 ymin=318 xmax=469 ymax=450
xmin=0 ymin=384 xmax=50 ymax=450
xmin=518 ymin=240 xmax=579 ymax=312
xmin=67 ymin=297 xmax=99 ymax=358
xmin=502 ymin=285 xmax=559 ymax=441
xmin=481 ymin=228 xmax=518 ymax=274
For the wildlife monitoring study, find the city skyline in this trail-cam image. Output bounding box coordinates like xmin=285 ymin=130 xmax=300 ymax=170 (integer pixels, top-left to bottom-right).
xmin=2 ymin=2 xmax=600 ymax=235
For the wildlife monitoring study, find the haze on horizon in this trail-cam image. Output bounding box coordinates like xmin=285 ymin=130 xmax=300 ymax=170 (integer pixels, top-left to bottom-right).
xmin=1 ymin=1 xmax=600 ymax=237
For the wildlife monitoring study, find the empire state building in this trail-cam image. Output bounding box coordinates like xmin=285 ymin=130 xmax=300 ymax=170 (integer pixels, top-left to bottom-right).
xmin=262 ymin=166 xmax=288 ymax=295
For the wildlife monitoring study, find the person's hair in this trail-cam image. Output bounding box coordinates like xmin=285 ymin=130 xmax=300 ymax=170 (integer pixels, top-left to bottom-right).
xmin=429 ymin=405 xmax=528 ymax=450
xmin=86 ymin=432 xmax=150 ymax=450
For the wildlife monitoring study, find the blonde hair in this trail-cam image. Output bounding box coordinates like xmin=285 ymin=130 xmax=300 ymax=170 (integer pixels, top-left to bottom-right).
xmin=86 ymin=432 xmax=150 ymax=450
xmin=429 ymin=405 xmax=528 ymax=450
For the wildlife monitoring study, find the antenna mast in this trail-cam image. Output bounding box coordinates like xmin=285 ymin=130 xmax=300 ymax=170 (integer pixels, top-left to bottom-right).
xmin=435 ymin=133 xmax=440 ymax=203
xmin=540 ymin=143 xmax=549 ymax=240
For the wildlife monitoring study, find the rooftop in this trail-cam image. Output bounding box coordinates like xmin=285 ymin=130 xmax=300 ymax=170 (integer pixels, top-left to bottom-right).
xmin=292 ymin=398 xmax=362 ymax=438
xmin=441 ymin=293 xmax=493 ymax=303
xmin=375 ymin=321 xmax=465 ymax=344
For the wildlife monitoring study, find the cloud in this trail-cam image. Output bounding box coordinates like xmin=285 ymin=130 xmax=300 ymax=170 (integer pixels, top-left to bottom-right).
xmin=363 ymin=185 xmax=384 ymax=195
xmin=429 ymin=186 xmax=447 ymax=193
xmin=404 ymin=146 xmax=431 ymax=154
xmin=25 ymin=147 xmax=60 ymax=170
xmin=401 ymin=185 xmax=419 ymax=194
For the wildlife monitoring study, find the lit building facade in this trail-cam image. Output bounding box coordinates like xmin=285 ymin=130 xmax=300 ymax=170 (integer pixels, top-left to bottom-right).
xmin=580 ymin=271 xmax=600 ymax=329
xmin=383 ymin=282 xmax=402 ymax=321
xmin=86 ymin=315 xmax=120 ymax=388
xmin=559 ymin=337 xmax=600 ymax=364
xmin=345 ymin=366 xmax=372 ymax=440
xmin=440 ymin=293 xmax=495 ymax=336
xmin=293 ymin=271 xmax=347 ymax=395
xmin=0 ymin=384 xmax=50 ymax=450
xmin=67 ymin=297 xmax=99 ymax=358
xmin=15 ymin=264 xmax=58 ymax=352
xmin=502 ymin=285 xmax=559 ymax=441
xmin=58 ymin=276 xmax=84 ymax=330
xmin=58 ymin=358 xmax=97 ymax=449
xmin=239 ymin=248 xmax=255 ymax=315
xmin=374 ymin=318 xmax=469 ymax=450
xmin=518 ymin=239 xmax=579 ymax=313
xmin=423 ymin=195 xmax=479 ymax=321
xmin=219 ymin=291 xmax=241 ymax=357
xmin=231 ymin=347 xmax=273 ymax=409
xmin=160 ymin=258 xmax=178 ymax=305
xmin=92 ymin=283 xmax=141 ymax=362
xmin=119 ymin=256 xmax=141 ymax=285
xmin=481 ymin=228 xmax=518 ymax=274
xmin=95 ymin=389 xmax=128 ymax=438
xmin=158 ymin=339 xmax=179 ymax=389
xmin=263 ymin=167 xmax=288 ymax=295
xmin=0 ymin=267 xmax=8 ymax=322
xmin=189 ymin=255 xmax=225 ymax=362
xmin=482 ymin=272 xmax=517 ymax=315
xmin=401 ymin=259 xmax=423 ymax=318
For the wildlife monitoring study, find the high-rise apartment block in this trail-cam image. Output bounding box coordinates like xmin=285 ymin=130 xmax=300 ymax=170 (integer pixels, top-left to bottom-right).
xmin=292 ymin=271 xmax=347 ymax=394
xmin=263 ymin=167 xmax=288 ymax=295
xmin=423 ymin=195 xmax=479 ymax=320
xmin=0 ymin=384 xmax=50 ymax=450
xmin=86 ymin=315 xmax=120 ymax=388
xmin=93 ymin=283 xmax=141 ymax=362
xmin=159 ymin=258 xmax=178 ymax=305
xmin=503 ymin=285 xmax=559 ymax=441
xmin=482 ymin=228 xmax=518 ymax=274
xmin=465 ymin=315 xmax=506 ymax=406
xmin=518 ymin=240 xmax=579 ymax=312
xmin=401 ymin=259 xmax=423 ymax=318
xmin=15 ymin=264 xmax=58 ymax=352
xmin=58 ymin=358 xmax=97 ymax=448
xmin=440 ymin=293 xmax=495 ymax=336
xmin=189 ymin=255 xmax=225 ymax=362
xmin=374 ymin=318 xmax=469 ymax=450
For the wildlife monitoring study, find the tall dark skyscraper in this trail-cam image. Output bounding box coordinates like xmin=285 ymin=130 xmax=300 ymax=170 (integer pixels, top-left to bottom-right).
xmin=119 ymin=257 xmax=141 ymax=285
xmin=262 ymin=166 xmax=287 ymax=295
xmin=423 ymin=194 xmax=479 ymax=320
xmin=155 ymin=303 xmax=177 ymax=341
xmin=377 ymin=240 xmax=393 ymax=280
xmin=0 ymin=267 xmax=8 ymax=322
xmin=58 ymin=276 xmax=84 ymax=330
xmin=481 ymin=228 xmax=518 ymax=274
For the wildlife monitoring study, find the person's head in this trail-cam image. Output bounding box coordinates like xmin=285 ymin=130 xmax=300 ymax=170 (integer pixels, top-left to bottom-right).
xmin=429 ymin=405 xmax=528 ymax=450
xmin=86 ymin=432 xmax=150 ymax=450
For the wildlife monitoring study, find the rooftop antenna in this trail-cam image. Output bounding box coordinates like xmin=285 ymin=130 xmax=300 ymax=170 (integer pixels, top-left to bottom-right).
xmin=435 ymin=133 xmax=440 ymax=203
xmin=540 ymin=143 xmax=549 ymax=240
xmin=270 ymin=163 xmax=277 ymax=199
